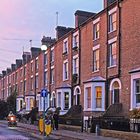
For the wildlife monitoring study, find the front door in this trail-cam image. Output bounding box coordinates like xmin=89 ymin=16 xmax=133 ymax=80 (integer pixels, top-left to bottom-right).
xmin=113 ymin=89 xmax=119 ymax=103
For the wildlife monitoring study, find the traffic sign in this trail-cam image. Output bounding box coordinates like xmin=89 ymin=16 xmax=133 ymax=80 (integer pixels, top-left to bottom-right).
xmin=41 ymin=89 xmax=48 ymax=97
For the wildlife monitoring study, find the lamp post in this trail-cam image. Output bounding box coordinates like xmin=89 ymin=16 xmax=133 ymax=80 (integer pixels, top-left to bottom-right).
xmin=41 ymin=44 xmax=47 ymax=136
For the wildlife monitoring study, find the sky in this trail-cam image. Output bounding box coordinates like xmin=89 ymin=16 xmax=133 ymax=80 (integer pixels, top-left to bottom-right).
xmin=0 ymin=0 xmax=103 ymax=74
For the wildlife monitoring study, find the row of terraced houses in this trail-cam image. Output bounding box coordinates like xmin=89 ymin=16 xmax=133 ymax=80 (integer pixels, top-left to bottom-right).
xmin=0 ymin=0 xmax=140 ymax=122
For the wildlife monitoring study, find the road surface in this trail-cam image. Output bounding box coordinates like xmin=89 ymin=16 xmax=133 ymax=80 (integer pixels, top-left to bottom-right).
xmin=0 ymin=123 xmax=36 ymax=140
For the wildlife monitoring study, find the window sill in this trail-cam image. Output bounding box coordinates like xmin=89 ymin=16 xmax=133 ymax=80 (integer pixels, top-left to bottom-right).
xmin=93 ymin=38 xmax=99 ymax=41
xmin=72 ymin=46 xmax=78 ymax=51
xmin=108 ymin=29 xmax=117 ymax=34
xmin=94 ymin=108 xmax=105 ymax=112
xmin=62 ymin=52 xmax=68 ymax=56
xmin=92 ymin=70 xmax=99 ymax=73
xmin=63 ymin=79 xmax=69 ymax=82
xmin=108 ymin=65 xmax=117 ymax=69
xmin=51 ymin=61 xmax=54 ymax=64
xmin=83 ymin=108 xmax=92 ymax=112
xmin=50 ymin=82 xmax=54 ymax=85
xmin=136 ymin=104 xmax=140 ymax=108
xmin=84 ymin=108 xmax=105 ymax=112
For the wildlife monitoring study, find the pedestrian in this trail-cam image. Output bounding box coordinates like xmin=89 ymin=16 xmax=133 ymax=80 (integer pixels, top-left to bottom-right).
xmin=53 ymin=111 xmax=59 ymax=130
xmin=30 ymin=107 xmax=38 ymax=124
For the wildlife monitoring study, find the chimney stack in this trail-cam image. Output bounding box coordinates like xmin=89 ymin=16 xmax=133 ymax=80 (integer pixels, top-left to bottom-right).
xmin=22 ymin=52 xmax=31 ymax=64
xmin=55 ymin=26 xmax=73 ymax=40
xmin=30 ymin=47 xmax=41 ymax=58
xmin=6 ymin=68 xmax=11 ymax=74
xmin=75 ymin=10 xmax=96 ymax=28
xmin=41 ymin=36 xmax=56 ymax=46
xmin=104 ymin=0 xmax=117 ymax=8
xmin=2 ymin=70 xmax=6 ymax=77
xmin=16 ymin=59 xmax=22 ymax=68
xmin=11 ymin=64 xmax=16 ymax=71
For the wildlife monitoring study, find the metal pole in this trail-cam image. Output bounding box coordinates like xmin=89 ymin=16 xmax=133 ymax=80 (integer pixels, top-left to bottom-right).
xmin=43 ymin=96 xmax=45 ymax=136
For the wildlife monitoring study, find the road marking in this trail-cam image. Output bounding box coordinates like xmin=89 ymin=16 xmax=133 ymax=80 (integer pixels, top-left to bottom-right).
xmin=0 ymin=135 xmax=30 ymax=140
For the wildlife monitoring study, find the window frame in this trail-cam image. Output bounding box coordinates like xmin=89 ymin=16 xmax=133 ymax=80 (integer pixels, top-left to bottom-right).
xmin=35 ymin=75 xmax=39 ymax=89
xmin=135 ymin=79 xmax=140 ymax=106
xmin=50 ymin=67 xmax=54 ymax=84
xmin=108 ymin=42 xmax=117 ymax=67
xmin=93 ymin=49 xmax=100 ymax=72
xmin=73 ymin=55 xmax=79 ymax=75
xmin=84 ymin=82 xmax=105 ymax=111
xmin=50 ymin=47 xmax=54 ymax=62
xmin=93 ymin=22 xmax=100 ymax=40
xmin=63 ymin=38 xmax=68 ymax=54
xmin=109 ymin=12 xmax=117 ymax=33
xmin=95 ymin=86 xmax=102 ymax=109
xmin=73 ymin=31 xmax=79 ymax=48
xmin=44 ymin=70 xmax=48 ymax=86
xmin=63 ymin=60 xmax=68 ymax=81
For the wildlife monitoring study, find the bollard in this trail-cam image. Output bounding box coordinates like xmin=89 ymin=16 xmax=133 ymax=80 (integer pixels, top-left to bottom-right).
xmin=39 ymin=118 xmax=44 ymax=134
xmin=95 ymin=124 xmax=100 ymax=136
xmin=45 ymin=119 xmax=52 ymax=136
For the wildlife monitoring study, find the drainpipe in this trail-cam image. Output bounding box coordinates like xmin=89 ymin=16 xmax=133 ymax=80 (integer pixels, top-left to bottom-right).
xmin=71 ymin=33 xmax=74 ymax=106
xmin=105 ymin=3 xmax=109 ymax=109
xmin=78 ymin=26 xmax=83 ymax=132
xmin=117 ymin=0 xmax=122 ymax=77
xmin=34 ymin=60 xmax=37 ymax=107
xmin=2 ymin=77 xmax=4 ymax=100
xmin=78 ymin=27 xmax=81 ymax=87
xmin=23 ymin=66 xmax=26 ymax=108
xmin=49 ymin=47 xmax=51 ymax=107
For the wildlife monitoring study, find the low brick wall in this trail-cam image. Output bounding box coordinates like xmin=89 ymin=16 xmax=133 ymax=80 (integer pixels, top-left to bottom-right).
xmin=59 ymin=124 xmax=81 ymax=132
xmin=101 ymin=129 xmax=140 ymax=140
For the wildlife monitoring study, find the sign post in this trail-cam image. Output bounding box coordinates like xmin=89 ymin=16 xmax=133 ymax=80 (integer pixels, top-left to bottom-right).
xmin=41 ymin=89 xmax=48 ymax=136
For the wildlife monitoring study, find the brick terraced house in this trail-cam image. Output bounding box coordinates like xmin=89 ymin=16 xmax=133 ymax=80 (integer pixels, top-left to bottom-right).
xmin=0 ymin=0 xmax=140 ymax=124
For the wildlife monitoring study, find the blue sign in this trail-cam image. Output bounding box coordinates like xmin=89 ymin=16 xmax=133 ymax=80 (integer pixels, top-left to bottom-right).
xmin=41 ymin=89 xmax=48 ymax=97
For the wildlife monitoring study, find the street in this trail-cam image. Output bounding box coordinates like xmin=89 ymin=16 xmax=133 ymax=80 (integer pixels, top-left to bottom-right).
xmin=0 ymin=123 xmax=36 ymax=140
xmin=0 ymin=120 xmax=122 ymax=140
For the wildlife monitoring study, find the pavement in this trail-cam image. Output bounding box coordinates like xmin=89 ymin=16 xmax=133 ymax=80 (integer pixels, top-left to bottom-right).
xmin=0 ymin=120 xmax=120 ymax=140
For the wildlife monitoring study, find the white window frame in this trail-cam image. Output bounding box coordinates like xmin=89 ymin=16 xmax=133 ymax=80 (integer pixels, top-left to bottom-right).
xmin=20 ymin=81 xmax=23 ymax=93
xmin=73 ymin=54 xmax=79 ymax=75
xmin=16 ymin=97 xmax=24 ymax=111
xmin=108 ymin=42 xmax=117 ymax=67
xmin=135 ymin=79 xmax=140 ymax=106
xmin=108 ymin=7 xmax=117 ymax=33
xmin=44 ymin=53 xmax=47 ymax=65
xmin=51 ymin=66 xmax=54 ymax=84
xmin=20 ymin=68 xmax=23 ymax=77
xmin=44 ymin=69 xmax=48 ymax=86
xmin=93 ymin=45 xmax=100 ymax=72
xmin=63 ymin=38 xmax=68 ymax=54
xmin=63 ymin=59 xmax=68 ymax=81
xmin=50 ymin=47 xmax=54 ymax=62
xmin=84 ymin=82 xmax=105 ymax=111
xmin=93 ymin=18 xmax=100 ymax=40
xmin=25 ymin=96 xmax=35 ymax=111
xmin=35 ymin=75 xmax=39 ymax=88
xmin=74 ymin=86 xmax=81 ymax=105
xmin=31 ymin=61 xmax=33 ymax=72
xmin=73 ymin=31 xmax=79 ymax=48
xmin=95 ymin=86 xmax=102 ymax=109
xmin=35 ymin=59 xmax=39 ymax=70
xmin=56 ymin=89 xmax=71 ymax=112
xmin=31 ymin=77 xmax=34 ymax=90
xmin=24 ymin=80 xmax=26 ymax=92
xmin=131 ymin=72 xmax=140 ymax=110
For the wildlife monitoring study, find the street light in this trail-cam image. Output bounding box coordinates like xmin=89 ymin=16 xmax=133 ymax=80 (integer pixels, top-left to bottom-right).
xmin=41 ymin=44 xmax=47 ymax=136
xmin=41 ymin=44 xmax=47 ymax=51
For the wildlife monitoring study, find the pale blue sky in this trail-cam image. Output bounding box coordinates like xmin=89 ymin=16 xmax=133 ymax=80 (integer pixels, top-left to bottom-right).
xmin=0 ymin=0 xmax=103 ymax=73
